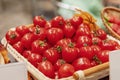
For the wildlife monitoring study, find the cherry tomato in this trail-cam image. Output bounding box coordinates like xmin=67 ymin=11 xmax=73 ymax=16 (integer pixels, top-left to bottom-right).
xmin=30 ymin=27 xmax=46 ymax=41
xmin=22 ymin=50 xmax=32 ymax=58
xmin=90 ymin=60 xmax=98 ymax=67
xmin=6 ymin=30 xmax=21 ymax=45
xmin=54 ymin=59 xmax=66 ymax=71
xmin=91 ymin=45 xmax=101 ymax=55
xmin=79 ymin=46 xmax=94 ymax=59
xmin=51 ymin=16 xmax=65 ymax=28
xmin=55 ymin=38 xmax=72 ymax=53
xmin=16 ymin=25 xmax=29 ymax=36
xmin=72 ymin=57 xmax=91 ymax=71
xmin=46 ymin=28 xmax=64 ymax=45
xmin=70 ymin=16 xmax=83 ymax=29
xmin=95 ymin=29 xmax=107 ymax=40
xmin=62 ymin=43 xmax=78 ymax=63
xmin=92 ymin=37 xmax=102 ymax=46
xmin=63 ymin=23 xmax=75 ymax=38
xmin=28 ymin=53 xmax=42 ymax=67
xmin=43 ymin=48 xmax=59 ymax=64
xmin=58 ymin=63 xmax=75 ymax=78
xmin=76 ymin=36 xmax=92 ymax=48
xmin=44 ymin=21 xmax=52 ymax=30
xmin=37 ymin=60 xmax=55 ymax=78
xmin=33 ymin=16 xmax=46 ymax=27
xmin=13 ymin=41 xmax=24 ymax=54
xmin=75 ymin=25 xmax=91 ymax=39
xmin=96 ymin=50 xmax=110 ymax=63
xmin=101 ymin=40 xmax=119 ymax=50
xmin=31 ymin=40 xmax=49 ymax=55
xmin=21 ymin=33 xmax=33 ymax=49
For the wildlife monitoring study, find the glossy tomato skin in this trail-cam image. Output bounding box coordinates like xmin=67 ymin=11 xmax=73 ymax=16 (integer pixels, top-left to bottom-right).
xmin=46 ymin=28 xmax=64 ymax=45
xmin=37 ymin=60 xmax=55 ymax=78
xmin=54 ymin=59 xmax=66 ymax=71
xmin=56 ymin=38 xmax=72 ymax=47
xmin=72 ymin=57 xmax=91 ymax=71
xmin=27 ymin=53 xmax=42 ymax=67
xmin=16 ymin=25 xmax=29 ymax=36
xmin=22 ymin=50 xmax=32 ymax=58
xmin=63 ymin=23 xmax=75 ymax=38
xmin=33 ymin=16 xmax=46 ymax=27
xmin=51 ymin=16 xmax=65 ymax=28
xmin=44 ymin=21 xmax=52 ymax=30
xmin=76 ymin=36 xmax=92 ymax=48
xmin=92 ymin=37 xmax=102 ymax=46
xmin=62 ymin=45 xmax=78 ymax=63
xmin=79 ymin=46 xmax=94 ymax=60
xmin=31 ymin=40 xmax=49 ymax=55
xmin=13 ymin=41 xmax=24 ymax=54
xmin=91 ymin=45 xmax=101 ymax=55
xmin=21 ymin=33 xmax=33 ymax=49
xmin=58 ymin=63 xmax=75 ymax=78
xmin=6 ymin=30 xmax=21 ymax=45
xmin=96 ymin=29 xmax=107 ymax=40
xmin=70 ymin=16 xmax=83 ymax=29
xmin=43 ymin=48 xmax=59 ymax=64
xmin=115 ymin=45 xmax=120 ymax=50
xmin=101 ymin=40 xmax=119 ymax=50
xmin=97 ymin=50 xmax=110 ymax=63
xmin=30 ymin=27 xmax=46 ymax=41
xmin=75 ymin=25 xmax=91 ymax=39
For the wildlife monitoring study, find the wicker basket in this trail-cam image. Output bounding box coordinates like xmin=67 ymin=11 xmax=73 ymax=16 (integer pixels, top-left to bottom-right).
xmin=101 ymin=7 xmax=120 ymax=40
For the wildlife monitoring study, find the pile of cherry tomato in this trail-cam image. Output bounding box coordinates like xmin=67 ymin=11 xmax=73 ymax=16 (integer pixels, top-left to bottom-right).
xmin=5 ymin=15 xmax=120 ymax=79
xmin=105 ymin=14 xmax=120 ymax=35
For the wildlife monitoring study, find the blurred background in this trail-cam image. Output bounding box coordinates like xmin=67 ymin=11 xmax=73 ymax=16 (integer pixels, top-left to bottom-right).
xmin=0 ymin=0 xmax=120 ymax=39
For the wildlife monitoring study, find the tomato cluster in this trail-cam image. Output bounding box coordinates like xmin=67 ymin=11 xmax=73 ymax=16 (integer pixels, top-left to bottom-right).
xmin=105 ymin=15 xmax=120 ymax=35
xmin=5 ymin=16 xmax=120 ymax=79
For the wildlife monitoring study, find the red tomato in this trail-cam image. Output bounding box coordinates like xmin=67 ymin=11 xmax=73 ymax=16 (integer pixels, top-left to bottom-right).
xmin=46 ymin=28 xmax=64 ymax=45
xmin=97 ymin=50 xmax=110 ymax=63
xmin=79 ymin=46 xmax=94 ymax=59
xmin=51 ymin=16 xmax=65 ymax=28
xmin=76 ymin=36 xmax=92 ymax=48
xmin=16 ymin=25 xmax=29 ymax=36
xmin=111 ymin=24 xmax=119 ymax=33
xmin=55 ymin=38 xmax=72 ymax=53
xmin=13 ymin=41 xmax=24 ymax=54
xmin=62 ymin=44 xmax=78 ymax=63
xmin=95 ymin=29 xmax=107 ymax=40
xmin=90 ymin=60 xmax=98 ymax=67
xmin=44 ymin=21 xmax=52 ymax=30
xmin=101 ymin=40 xmax=119 ymax=50
xmin=33 ymin=16 xmax=46 ymax=27
xmin=37 ymin=60 xmax=55 ymax=78
xmin=27 ymin=53 xmax=42 ymax=67
xmin=43 ymin=48 xmax=59 ymax=64
xmin=31 ymin=40 xmax=49 ymax=55
xmin=70 ymin=16 xmax=83 ymax=29
xmin=21 ymin=33 xmax=33 ymax=49
xmin=91 ymin=45 xmax=101 ymax=55
xmin=75 ymin=25 xmax=91 ymax=39
xmin=92 ymin=37 xmax=102 ymax=46
xmin=72 ymin=57 xmax=91 ymax=71
xmin=63 ymin=23 xmax=75 ymax=38
xmin=22 ymin=50 xmax=32 ymax=58
xmin=58 ymin=63 xmax=75 ymax=78
xmin=54 ymin=59 xmax=66 ymax=71
xmin=6 ymin=30 xmax=21 ymax=45
xmin=30 ymin=27 xmax=46 ymax=41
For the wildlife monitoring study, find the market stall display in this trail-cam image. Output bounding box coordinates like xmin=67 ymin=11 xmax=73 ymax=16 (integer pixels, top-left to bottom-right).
xmin=1 ymin=9 xmax=120 ymax=80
